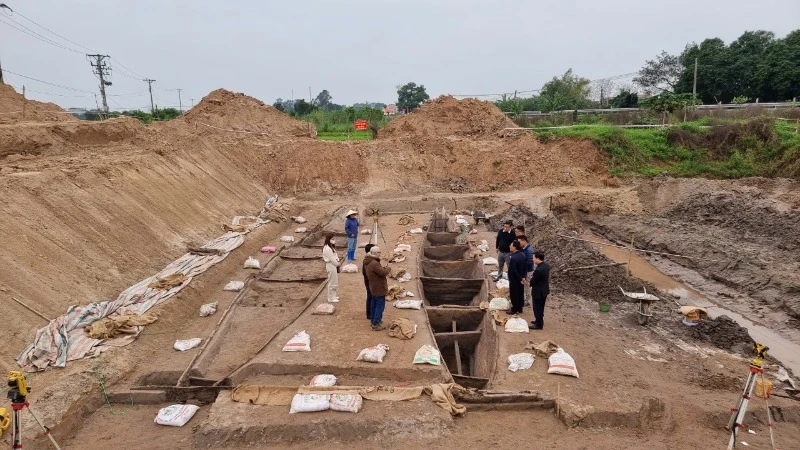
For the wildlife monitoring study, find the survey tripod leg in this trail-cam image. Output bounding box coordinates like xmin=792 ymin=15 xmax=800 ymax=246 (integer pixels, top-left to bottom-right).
xmin=10 ymin=403 xmax=61 ymax=450
xmin=726 ymin=363 xmax=776 ymax=450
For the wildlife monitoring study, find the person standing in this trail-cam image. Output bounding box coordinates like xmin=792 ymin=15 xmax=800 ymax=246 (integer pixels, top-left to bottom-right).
xmin=518 ymin=235 xmax=534 ymax=306
xmin=505 ymin=240 xmax=527 ymax=315
xmin=514 ymin=225 xmax=525 ymax=238
xmin=529 ymin=252 xmax=551 ymax=330
xmin=365 ymin=246 xmax=391 ymax=331
xmin=362 ymin=243 xmax=375 ymax=321
xmin=322 ymin=234 xmax=340 ymax=303
xmin=344 ymin=210 xmax=360 ymax=262
xmin=494 ymin=220 xmax=515 ymax=282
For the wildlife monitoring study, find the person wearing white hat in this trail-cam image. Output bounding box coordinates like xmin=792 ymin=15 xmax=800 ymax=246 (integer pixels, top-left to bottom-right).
xmin=344 ymin=209 xmax=360 ymax=262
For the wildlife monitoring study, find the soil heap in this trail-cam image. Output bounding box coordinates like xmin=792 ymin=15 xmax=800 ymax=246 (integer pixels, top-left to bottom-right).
xmin=690 ymin=316 xmax=752 ymax=352
xmin=380 ymin=95 xmax=517 ymax=139
xmin=182 ymin=88 xmax=316 ymax=138
xmin=0 ymin=83 xmax=76 ymax=124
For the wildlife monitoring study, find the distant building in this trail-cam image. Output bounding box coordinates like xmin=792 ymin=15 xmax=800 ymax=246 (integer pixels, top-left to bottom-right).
xmin=384 ymin=104 xmax=399 ymax=115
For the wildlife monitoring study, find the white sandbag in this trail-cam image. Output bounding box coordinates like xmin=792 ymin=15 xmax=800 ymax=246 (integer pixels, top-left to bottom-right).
xmin=504 ymin=317 xmax=530 ymax=333
xmin=289 ymin=394 xmax=329 ymax=413
xmin=280 ymin=235 xmax=295 ymax=243
xmin=282 ymin=331 xmax=311 ymax=352
xmin=496 ymin=279 xmax=510 ymax=289
xmin=244 ymin=256 xmax=261 ymax=269
xmin=398 ymin=272 xmax=412 ymax=283
xmin=360 ymin=229 xmax=372 ymax=235
xmin=356 ymin=344 xmax=389 ymax=363
xmin=478 ymin=240 xmax=489 ymax=252
xmin=199 ymin=302 xmax=218 ymax=317
xmin=508 ymin=353 xmax=535 ymax=372
xmin=412 ymin=345 xmax=441 ymax=366
xmin=489 ymin=271 xmax=508 ymax=280
xmin=292 ymin=216 xmax=308 ymax=224
xmin=223 ymin=280 xmax=245 ymax=291
xmin=312 ymin=303 xmax=335 ymax=315
xmin=174 ymin=338 xmax=202 ymax=351
xmin=455 ymin=215 xmax=468 ymax=225
xmin=393 ymin=300 xmax=422 ymax=310
xmin=489 ymin=297 xmax=510 ymax=310
xmin=483 ymin=257 xmax=498 ymax=266
xmin=295 ymin=227 xmax=308 ymax=233
xmin=548 ymin=348 xmax=579 ymax=378
xmin=341 ymin=263 xmax=358 ymax=273
xmin=470 ymin=229 xmax=479 ymax=234
xmin=394 ymin=244 xmax=412 ymax=253
xmin=154 ymin=404 xmax=200 ymax=427
xmin=405 ymin=291 xmax=415 ymax=297
xmin=409 ymin=228 xmax=424 ymax=234
xmin=309 ymin=374 xmax=337 ymax=387
xmin=329 ymin=394 xmax=362 ymax=413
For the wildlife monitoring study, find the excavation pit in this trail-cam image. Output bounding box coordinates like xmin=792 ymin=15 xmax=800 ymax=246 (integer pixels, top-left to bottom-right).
xmin=259 ymin=257 xmax=327 ymax=282
xmin=426 ymin=232 xmax=460 ymax=246
xmin=241 ymin=281 xmax=318 ymax=307
xmin=426 ymin=307 xmax=497 ymax=390
xmin=423 ymin=244 xmax=471 ymax=261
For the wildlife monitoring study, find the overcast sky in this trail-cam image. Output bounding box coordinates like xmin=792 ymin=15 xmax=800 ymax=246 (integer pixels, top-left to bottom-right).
xmin=1 ymin=0 xmax=798 ymax=110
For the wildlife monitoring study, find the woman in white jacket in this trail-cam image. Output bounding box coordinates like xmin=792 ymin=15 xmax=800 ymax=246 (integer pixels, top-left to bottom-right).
xmin=322 ymin=234 xmax=341 ymax=302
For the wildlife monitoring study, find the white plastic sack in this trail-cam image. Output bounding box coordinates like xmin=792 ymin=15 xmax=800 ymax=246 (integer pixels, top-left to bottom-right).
xmin=289 ymin=394 xmax=329 ymax=413
xmin=244 ymin=256 xmax=261 ymax=269
xmin=496 ymin=279 xmax=510 ymax=289
xmin=489 ymin=271 xmax=508 ymax=280
xmin=309 ymin=374 xmax=337 ymax=387
xmin=508 ymin=353 xmax=535 ymax=372
xmin=483 ymin=257 xmax=498 ymax=266
xmin=199 ymin=302 xmax=218 ymax=317
xmin=394 ymin=244 xmax=412 ymax=253
xmin=478 ymin=240 xmax=489 ymax=252
xmin=398 ymin=273 xmax=412 ymax=283
xmin=154 ymin=404 xmax=200 ymax=427
xmin=292 ymin=216 xmax=308 ymax=224
xmin=280 ymin=235 xmax=295 ymax=243
xmin=548 ymin=348 xmax=579 ymax=378
xmin=455 ymin=215 xmax=468 ymax=225
xmin=405 ymin=291 xmax=415 ymax=297
xmin=504 ymin=317 xmax=530 ymax=333
xmin=282 ymin=331 xmax=311 ymax=352
xmin=393 ymin=300 xmax=422 ymax=310
xmin=329 ymin=394 xmax=363 ymax=413
xmin=409 ymin=228 xmax=424 ymax=234
xmin=341 ymin=263 xmax=358 ymax=273
xmin=489 ymin=297 xmax=510 ymax=310
xmin=312 ymin=303 xmax=335 ymax=315
xmin=223 ymin=280 xmax=245 ymax=292
xmin=360 ymin=229 xmax=372 ymax=235
xmin=357 ymin=344 xmax=389 ymax=363
xmin=295 ymin=227 xmax=308 ymax=233
xmin=412 ymin=345 xmax=441 ymax=366
xmin=174 ymin=338 xmax=202 ymax=351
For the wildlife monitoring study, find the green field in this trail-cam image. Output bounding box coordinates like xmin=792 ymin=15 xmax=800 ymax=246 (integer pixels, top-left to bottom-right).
xmin=531 ymin=118 xmax=800 ymax=179
xmin=317 ymin=131 xmax=373 ymax=141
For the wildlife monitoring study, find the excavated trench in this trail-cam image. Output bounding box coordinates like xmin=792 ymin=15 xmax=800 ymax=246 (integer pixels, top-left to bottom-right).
xmin=419 ymin=215 xmax=497 ymax=389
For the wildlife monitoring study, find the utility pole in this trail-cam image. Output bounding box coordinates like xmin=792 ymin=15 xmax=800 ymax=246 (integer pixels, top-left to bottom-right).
xmin=600 ymin=85 xmax=605 ymax=108
xmin=87 ymin=54 xmax=111 ymax=116
xmin=144 ymin=79 xmax=156 ymax=113
xmin=692 ymin=57 xmax=698 ymax=103
xmin=190 ymin=98 xmax=194 ymax=108
xmin=0 ymin=56 xmax=4 ymax=83
xmin=176 ymin=88 xmax=183 ymax=112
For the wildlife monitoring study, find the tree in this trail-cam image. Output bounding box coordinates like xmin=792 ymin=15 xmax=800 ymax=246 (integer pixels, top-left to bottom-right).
xmin=273 ymin=98 xmax=285 ymax=112
xmin=538 ymin=69 xmax=591 ymax=112
xmin=609 ymin=90 xmax=639 ymax=108
xmin=757 ymin=29 xmax=800 ymax=101
xmin=397 ymin=82 xmax=429 ymax=111
xmin=676 ymin=38 xmax=730 ymax=103
xmin=640 ymin=93 xmax=699 ymax=123
xmin=293 ymin=99 xmax=315 ymax=116
xmin=315 ymin=90 xmax=333 ymax=109
xmin=634 ymin=51 xmax=683 ymax=93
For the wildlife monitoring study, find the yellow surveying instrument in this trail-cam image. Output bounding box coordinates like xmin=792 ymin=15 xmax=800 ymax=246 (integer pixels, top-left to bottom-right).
xmin=725 ymin=343 xmax=777 ymax=450
xmin=6 ymin=371 xmax=62 ymax=449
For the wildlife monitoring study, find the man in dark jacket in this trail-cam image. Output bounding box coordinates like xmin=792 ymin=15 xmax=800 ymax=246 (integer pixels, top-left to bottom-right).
xmin=505 ymin=240 xmax=528 ymax=315
xmin=494 ymin=220 xmax=515 ymax=281
xmin=344 ymin=210 xmax=360 ymax=262
xmin=529 ymin=251 xmax=550 ymax=330
xmin=362 ymin=243 xmax=375 ymax=320
xmin=365 ymin=246 xmax=392 ymax=331
xmin=518 ymin=235 xmax=534 ymax=306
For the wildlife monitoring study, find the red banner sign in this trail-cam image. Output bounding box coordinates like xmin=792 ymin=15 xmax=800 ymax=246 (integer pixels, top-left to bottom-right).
xmin=354 ymin=119 xmax=368 ymax=131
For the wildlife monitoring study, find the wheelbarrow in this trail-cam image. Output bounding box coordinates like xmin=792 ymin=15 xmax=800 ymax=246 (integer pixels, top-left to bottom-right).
xmin=618 ymin=286 xmax=660 ymax=325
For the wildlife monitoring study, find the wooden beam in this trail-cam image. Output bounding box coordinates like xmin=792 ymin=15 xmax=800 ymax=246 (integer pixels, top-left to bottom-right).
xmin=434 ymin=330 xmax=482 ymax=348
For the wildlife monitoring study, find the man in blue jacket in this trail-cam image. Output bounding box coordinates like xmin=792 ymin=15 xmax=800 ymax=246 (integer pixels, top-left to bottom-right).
xmin=344 ymin=209 xmax=359 ymax=261
xmin=518 ymin=235 xmax=534 ymax=306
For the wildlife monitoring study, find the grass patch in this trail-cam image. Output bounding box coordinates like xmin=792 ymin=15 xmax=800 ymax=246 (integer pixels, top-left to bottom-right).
xmin=317 ymin=131 xmax=373 ymax=141
xmin=531 ymin=118 xmax=800 ymax=179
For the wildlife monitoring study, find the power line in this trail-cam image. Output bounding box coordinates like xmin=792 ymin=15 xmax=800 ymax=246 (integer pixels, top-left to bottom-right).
xmin=2 ymin=8 xmax=96 ymax=53
xmin=110 ymin=57 xmax=146 ymax=80
xmin=2 ymin=68 xmax=94 ymax=93
xmin=11 ymin=86 xmax=91 ymax=98
xmin=0 ymin=16 xmax=84 ymax=54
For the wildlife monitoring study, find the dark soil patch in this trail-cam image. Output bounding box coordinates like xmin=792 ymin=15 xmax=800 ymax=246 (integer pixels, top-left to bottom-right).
xmin=690 ymin=316 xmax=753 ymax=351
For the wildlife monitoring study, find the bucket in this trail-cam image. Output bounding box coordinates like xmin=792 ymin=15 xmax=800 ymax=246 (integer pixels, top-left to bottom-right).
xmin=599 ymin=302 xmax=611 ymax=313
xmin=755 ymin=377 xmax=773 ymax=399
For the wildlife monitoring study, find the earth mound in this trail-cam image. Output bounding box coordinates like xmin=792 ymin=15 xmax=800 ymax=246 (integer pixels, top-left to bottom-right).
xmin=0 ymin=83 xmax=76 ymax=124
xmin=380 ymin=95 xmax=517 ymax=139
xmin=182 ymin=88 xmax=316 ymax=138
xmin=690 ymin=316 xmax=753 ymax=352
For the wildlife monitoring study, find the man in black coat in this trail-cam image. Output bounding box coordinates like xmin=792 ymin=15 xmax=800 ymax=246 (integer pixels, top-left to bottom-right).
xmin=505 ymin=240 xmax=528 ymax=315
xmin=494 ymin=220 xmax=515 ymax=281
xmin=529 ymin=251 xmax=550 ymax=330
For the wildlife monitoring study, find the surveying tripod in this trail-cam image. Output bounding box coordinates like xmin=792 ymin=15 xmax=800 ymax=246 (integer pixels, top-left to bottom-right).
xmin=726 ymin=343 xmax=777 ymax=450
xmin=5 ymin=371 xmax=61 ymax=449
xmin=370 ymin=208 xmax=387 ymax=247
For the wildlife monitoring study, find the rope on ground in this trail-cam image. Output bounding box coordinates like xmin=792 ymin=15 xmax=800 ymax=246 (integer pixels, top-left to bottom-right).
xmin=92 ymin=360 xmax=130 ymax=415
xmin=555 ymin=234 xmax=722 ymax=262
